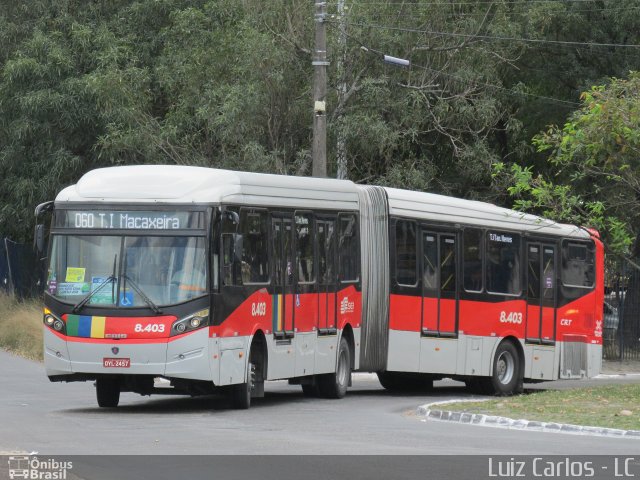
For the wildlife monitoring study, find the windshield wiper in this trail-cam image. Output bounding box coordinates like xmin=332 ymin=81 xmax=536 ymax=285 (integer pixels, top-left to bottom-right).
xmin=120 ymin=274 xmax=162 ymax=314
xmin=71 ymin=254 xmax=118 ymax=313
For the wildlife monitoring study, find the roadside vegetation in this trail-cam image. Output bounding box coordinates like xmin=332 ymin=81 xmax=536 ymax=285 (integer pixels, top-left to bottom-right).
xmin=446 ymin=384 xmax=640 ymax=431
xmin=0 ymin=293 xmax=43 ymax=361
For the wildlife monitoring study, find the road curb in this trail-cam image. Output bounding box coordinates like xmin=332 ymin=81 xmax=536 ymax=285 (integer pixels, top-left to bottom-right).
xmin=417 ymin=399 xmax=640 ymax=439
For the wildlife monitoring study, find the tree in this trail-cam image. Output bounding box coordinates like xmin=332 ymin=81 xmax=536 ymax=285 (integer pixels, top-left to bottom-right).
xmin=495 ymin=72 xmax=640 ymax=256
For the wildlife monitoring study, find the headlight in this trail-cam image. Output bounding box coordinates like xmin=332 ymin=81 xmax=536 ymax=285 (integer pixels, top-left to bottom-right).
xmin=43 ymin=309 xmax=66 ymax=335
xmin=171 ymin=309 xmax=209 ymax=336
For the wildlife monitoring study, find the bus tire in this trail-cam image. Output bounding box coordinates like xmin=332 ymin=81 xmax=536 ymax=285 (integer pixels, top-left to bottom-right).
xmin=377 ymin=372 xmax=433 ymax=392
xmin=96 ymin=378 xmax=120 ymax=408
xmin=317 ymin=337 xmax=351 ymax=399
xmin=231 ymin=361 xmax=255 ymax=410
xmin=490 ymin=341 xmax=521 ymax=396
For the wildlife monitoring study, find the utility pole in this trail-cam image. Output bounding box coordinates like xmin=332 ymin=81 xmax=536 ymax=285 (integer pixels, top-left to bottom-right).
xmin=336 ymin=0 xmax=348 ymax=180
xmin=312 ymin=1 xmax=328 ymax=177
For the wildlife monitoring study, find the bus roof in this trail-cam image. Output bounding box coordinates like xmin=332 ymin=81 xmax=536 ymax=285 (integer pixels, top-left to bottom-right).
xmin=56 ymin=165 xmax=589 ymax=239
xmin=384 ymin=187 xmax=589 ymax=239
xmin=56 ymin=165 xmax=360 ymax=211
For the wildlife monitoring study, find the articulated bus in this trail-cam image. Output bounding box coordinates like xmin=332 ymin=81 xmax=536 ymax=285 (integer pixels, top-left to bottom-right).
xmin=36 ymin=166 xmax=603 ymax=408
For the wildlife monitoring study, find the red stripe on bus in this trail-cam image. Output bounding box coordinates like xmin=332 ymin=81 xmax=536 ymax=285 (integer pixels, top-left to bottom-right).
xmin=47 ymin=328 xmax=197 ymax=344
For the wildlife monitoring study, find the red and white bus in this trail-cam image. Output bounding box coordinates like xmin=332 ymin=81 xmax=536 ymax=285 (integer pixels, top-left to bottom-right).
xmin=36 ymin=166 xmax=603 ymax=408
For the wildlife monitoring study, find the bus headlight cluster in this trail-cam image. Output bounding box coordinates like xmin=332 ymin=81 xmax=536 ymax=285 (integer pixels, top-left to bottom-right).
xmin=171 ymin=309 xmax=209 ymax=337
xmin=43 ymin=309 xmax=66 ymax=334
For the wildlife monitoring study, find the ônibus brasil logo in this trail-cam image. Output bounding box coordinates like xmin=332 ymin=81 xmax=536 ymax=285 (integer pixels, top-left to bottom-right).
xmin=8 ymin=456 xmax=73 ymax=480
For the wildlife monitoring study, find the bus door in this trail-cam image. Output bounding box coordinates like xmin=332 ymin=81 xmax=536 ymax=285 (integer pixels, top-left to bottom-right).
xmin=526 ymin=243 xmax=556 ymax=344
xmin=272 ymin=215 xmax=295 ymax=337
xmin=317 ymin=218 xmax=337 ymax=334
xmin=421 ymin=231 xmax=458 ymax=337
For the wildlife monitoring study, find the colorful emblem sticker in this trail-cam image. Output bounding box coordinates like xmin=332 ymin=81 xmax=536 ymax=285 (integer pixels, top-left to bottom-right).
xmin=65 ymin=267 xmax=86 ymax=283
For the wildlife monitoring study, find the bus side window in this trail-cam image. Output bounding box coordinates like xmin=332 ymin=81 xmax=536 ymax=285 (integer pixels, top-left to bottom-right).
xmin=463 ymin=228 xmax=483 ymax=292
xmin=486 ymin=232 xmax=521 ymax=295
xmin=240 ymin=209 xmax=269 ymax=284
xmin=339 ymin=213 xmax=359 ymax=282
xmin=396 ymin=220 xmax=417 ymax=286
xmin=561 ymin=241 xmax=595 ymax=289
xmin=295 ymin=213 xmax=315 ymax=283
xmin=222 ymin=208 xmax=240 ymax=285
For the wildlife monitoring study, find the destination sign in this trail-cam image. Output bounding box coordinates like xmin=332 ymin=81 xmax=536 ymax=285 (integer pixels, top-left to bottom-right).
xmin=55 ymin=210 xmax=203 ymax=230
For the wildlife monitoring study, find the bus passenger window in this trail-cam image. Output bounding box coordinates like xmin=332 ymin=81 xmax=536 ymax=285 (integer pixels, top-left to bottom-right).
xmin=396 ymin=220 xmax=417 ymax=286
xmin=561 ymin=241 xmax=595 ymax=288
xmin=296 ymin=213 xmax=315 ymax=283
xmin=240 ymin=210 xmax=269 ymax=284
xmin=339 ymin=214 xmax=359 ymax=282
xmin=318 ymin=221 xmax=336 ymax=285
xmin=463 ymin=229 xmax=483 ymax=292
xmin=441 ymin=237 xmax=456 ymax=292
xmin=222 ymin=208 xmax=240 ymax=285
xmin=486 ymin=232 xmax=520 ymax=295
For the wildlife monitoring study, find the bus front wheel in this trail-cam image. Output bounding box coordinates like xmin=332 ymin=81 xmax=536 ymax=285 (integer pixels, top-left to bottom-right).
xmin=96 ymin=378 xmax=120 ymax=408
xmin=230 ymin=362 xmax=255 ymax=410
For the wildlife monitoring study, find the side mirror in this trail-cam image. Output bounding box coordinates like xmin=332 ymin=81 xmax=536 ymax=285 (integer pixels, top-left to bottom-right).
xmin=34 ymin=224 xmax=45 ymax=254
xmin=223 ymin=210 xmax=239 ymax=225
xmin=35 ymin=201 xmax=54 ymax=217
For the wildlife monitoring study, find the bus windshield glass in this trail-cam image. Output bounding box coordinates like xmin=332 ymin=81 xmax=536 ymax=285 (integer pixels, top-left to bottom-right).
xmin=47 ymin=235 xmax=207 ymax=308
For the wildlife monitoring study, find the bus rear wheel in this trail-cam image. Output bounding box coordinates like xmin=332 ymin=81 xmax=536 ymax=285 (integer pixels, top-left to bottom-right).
xmin=96 ymin=378 xmax=120 ymax=408
xmin=490 ymin=341 xmax=522 ymax=396
xmin=317 ymin=337 xmax=351 ymax=399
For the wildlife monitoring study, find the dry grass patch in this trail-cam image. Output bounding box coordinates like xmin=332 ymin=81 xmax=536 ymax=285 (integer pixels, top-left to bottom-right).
xmin=446 ymin=384 xmax=640 ymax=431
xmin=0 ymin=293 xmax=43 ymax=361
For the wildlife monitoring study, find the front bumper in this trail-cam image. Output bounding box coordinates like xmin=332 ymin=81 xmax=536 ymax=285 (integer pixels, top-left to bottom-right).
xmin=44 ymin=327 xmax=212 ymax=381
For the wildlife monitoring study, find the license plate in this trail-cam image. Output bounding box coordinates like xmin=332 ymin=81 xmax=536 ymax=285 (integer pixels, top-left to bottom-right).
xmin=103 ymin=358 xmax=130 ymax=368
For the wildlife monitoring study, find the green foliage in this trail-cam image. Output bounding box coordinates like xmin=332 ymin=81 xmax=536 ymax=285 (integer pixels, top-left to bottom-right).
xmin=1 ymin=1 xmax=640 ymax=242
xmin=496 ymin=73 xmax=640 ymax=254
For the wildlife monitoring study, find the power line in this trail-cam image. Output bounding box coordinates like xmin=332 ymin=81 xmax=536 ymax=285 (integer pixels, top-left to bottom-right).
xmin=343 ymin=0 xmax=620 ymax=5
xmin=327 ymin=20 xmax=640 ymax=48
xmin=336 ymin=29 xmax=583 ymax=108
xmin=409 ymin=61 xmax=583 ymax=107
xmin=331 ymin=6 xmax=640 ymax=16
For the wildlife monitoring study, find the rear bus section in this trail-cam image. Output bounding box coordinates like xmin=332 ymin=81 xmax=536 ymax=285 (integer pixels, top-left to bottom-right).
xmin=359 ymin=186 xmax=603 ymax=395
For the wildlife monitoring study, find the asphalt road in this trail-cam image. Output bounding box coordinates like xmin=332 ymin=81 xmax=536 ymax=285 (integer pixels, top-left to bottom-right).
xmin=1 ymin=349 xmax=639 ymax=459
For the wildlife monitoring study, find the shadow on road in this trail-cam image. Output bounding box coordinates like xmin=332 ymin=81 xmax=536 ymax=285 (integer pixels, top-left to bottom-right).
xmin=57 ymin=375 xmax=570 ymax=415
xmin=58 ymin=380 xmax=520 ymax=415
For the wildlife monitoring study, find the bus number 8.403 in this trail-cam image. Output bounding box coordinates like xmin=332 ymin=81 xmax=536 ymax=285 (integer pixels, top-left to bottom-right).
xmin=134 ymin=324 xmax=165 ymax=333
xmin=499 ymin=311 xmax=523 ymax=324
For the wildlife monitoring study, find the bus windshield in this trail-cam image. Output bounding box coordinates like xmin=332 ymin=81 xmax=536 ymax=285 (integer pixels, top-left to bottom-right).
xmin=47 ymin=235 xmax=207 ymax=308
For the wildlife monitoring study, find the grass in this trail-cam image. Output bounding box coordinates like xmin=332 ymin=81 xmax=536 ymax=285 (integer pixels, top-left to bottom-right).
xmin=0 ymin=293 xmax=43 ymax=361
xmin=446 ymin=384 xmax=640 ymax=431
